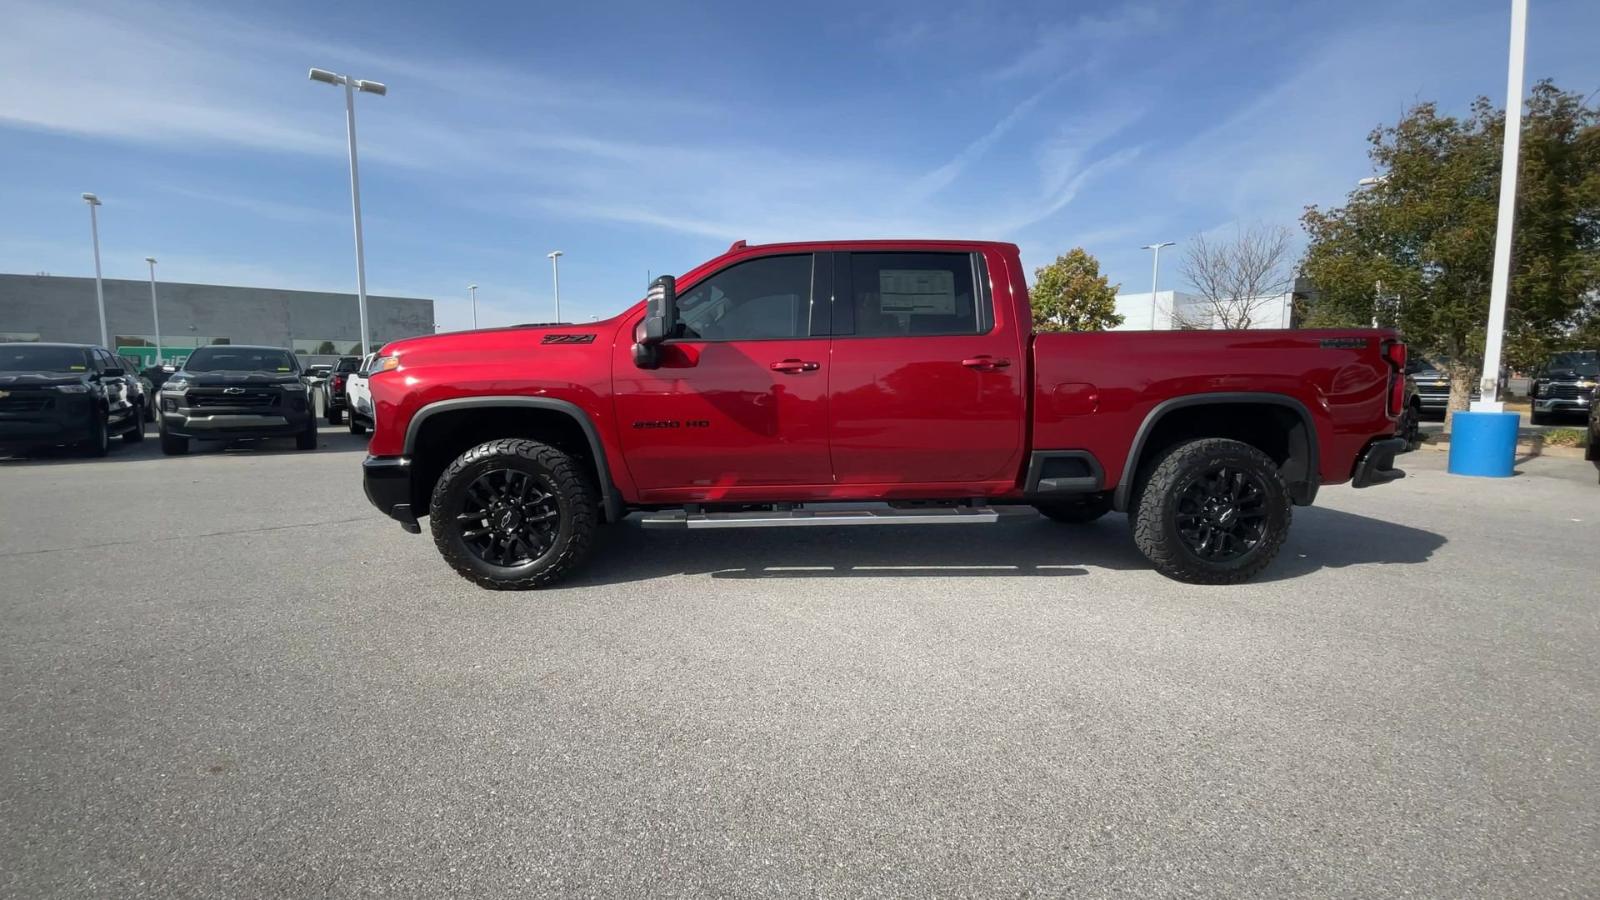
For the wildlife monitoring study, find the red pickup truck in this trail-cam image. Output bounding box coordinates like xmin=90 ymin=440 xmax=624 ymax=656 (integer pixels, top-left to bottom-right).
xmin=362 ymin=240 xmax=1408 ymax=588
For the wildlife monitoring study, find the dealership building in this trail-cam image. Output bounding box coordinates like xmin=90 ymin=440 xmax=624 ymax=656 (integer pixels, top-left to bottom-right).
xmin=0 ymin=273 xmax=434 ymax=365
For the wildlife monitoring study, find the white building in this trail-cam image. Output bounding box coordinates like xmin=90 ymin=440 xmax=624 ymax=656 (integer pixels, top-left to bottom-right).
xmin=1113 ymin=290 xmax=1294 ymax=331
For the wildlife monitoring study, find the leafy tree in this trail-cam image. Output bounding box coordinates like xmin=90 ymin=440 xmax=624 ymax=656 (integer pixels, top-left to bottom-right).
xmin=1030 ymin=248 xmax=1124 ymax=332
xmin=1300 ymin=80 xmax=1600 ymax=423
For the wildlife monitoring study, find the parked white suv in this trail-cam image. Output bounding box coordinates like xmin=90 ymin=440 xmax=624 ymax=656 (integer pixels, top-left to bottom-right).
xmin=346 ymin=352 xmax=379 ymax=436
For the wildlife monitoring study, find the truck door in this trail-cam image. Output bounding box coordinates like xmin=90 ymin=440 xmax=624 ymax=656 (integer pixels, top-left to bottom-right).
xmin=612 ymin=252 xmax=833 ymax=499
xmin=825 ymin=249 xmax=1025 ymax=486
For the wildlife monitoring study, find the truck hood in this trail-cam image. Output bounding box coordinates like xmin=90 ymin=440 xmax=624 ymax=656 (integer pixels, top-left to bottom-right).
xmin=175 ymin=372 xmax=302 ymax=387
xmin=0 ymin=372 xmax=87 ymax=387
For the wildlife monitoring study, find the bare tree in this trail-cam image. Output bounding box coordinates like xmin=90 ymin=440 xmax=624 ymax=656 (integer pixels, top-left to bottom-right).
xmin=1176 ymin=223 xmax=1295 ymax=329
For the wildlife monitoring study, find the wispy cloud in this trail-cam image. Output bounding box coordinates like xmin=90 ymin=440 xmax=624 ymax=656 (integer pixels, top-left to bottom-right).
xmin=986 ymin=5 xmax=1166 ymax=83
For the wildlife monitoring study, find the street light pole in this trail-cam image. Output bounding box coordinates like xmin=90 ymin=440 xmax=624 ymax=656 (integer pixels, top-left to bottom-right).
xmin=548 ymin=250 xmax=564 ymax=322
xmin=309 ymin=67 xmax=387 ymax=356
xmin=468 ymin=283 xmax=478 ymax=329
xmin=1141 ymin=241 xmax=1175 ymax=330
xmin=82 ymin=193 xmax=107 ymax=347
xmin=1475 ymin=0 xmax=1527 ymax=411
xmin=145 ymin=257 xmax=162 ymax=365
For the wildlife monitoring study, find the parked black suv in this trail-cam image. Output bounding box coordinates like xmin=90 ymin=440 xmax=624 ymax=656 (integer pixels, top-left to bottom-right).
xmin=322 ymin=356 xmax=361 ymax=425
xmin=155 ymin=345 xmax=317 ymax=455
xmin=1529 ymin=350 xmax=1597 ymax=425
xmin=0 ymin=343 xmax=145 ymax=456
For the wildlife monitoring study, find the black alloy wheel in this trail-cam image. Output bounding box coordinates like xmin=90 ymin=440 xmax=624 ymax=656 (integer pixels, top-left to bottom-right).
xmin=456 ymin=467 xmax=561 ymax=568
xmin=1173 ymin=464 xmax=1269 ymax=563
xmin=430 ymin=438 xmax=599 ymax=590
xmin=1131 ymin=437 xmax=1290 ymax=584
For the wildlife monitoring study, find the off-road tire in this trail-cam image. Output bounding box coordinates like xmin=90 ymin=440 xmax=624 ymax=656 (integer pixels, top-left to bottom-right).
xmin=1131 ymin=438 xmax=1290 ymax=585
xmin=327 ymin=406 xmax=344 ymax=425
xmin=1530 ymin=409 xmax=1551 ymax=426
xmin=1034 ymin=493 xmax=1113 ymax=524
xmin=122 ymin=405 xmax=146 ymax=443
xmin=348 ymin=416 xmax=366 ymax=435
xmin=295 ymin=419 xmax=317 ymax=451
xmin=159 ymin=424 xmax=189 ymax=456
xmin=430 ymin=438 xmax=598 ymax=590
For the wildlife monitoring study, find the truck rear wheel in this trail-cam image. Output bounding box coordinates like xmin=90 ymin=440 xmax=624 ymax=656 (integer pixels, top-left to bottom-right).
xmin=1034 ymin=493 xmax=1112 ymax=523
xmin=1131 ymin=438 xmax=1290 ymax=585
xmin=429 ymin=438 xmax=598 ymax=590
xmin=327 ymin=406 xmax=344 ymax=425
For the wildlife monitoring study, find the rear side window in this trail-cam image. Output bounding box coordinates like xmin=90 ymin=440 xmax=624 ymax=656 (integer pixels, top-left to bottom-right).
xmin=673 ymin=254 xmax=814 ymax=341
xmin=845 ymin=252 xmax=984 ymax=338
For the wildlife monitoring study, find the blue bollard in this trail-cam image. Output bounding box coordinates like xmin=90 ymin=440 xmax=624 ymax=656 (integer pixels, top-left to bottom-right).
xmin=1448 ymin=410 xmax=1521 ymax=477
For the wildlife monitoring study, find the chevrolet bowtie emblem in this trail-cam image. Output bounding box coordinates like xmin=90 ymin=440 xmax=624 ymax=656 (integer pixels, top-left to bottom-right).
xmin=224 ymin=387 xmax=246 ymax=394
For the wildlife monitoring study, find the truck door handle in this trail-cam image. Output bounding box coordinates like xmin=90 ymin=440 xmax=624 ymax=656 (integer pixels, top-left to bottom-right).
xmin=962 ymin=356 xmax=1011 ymax=370
xmin=770 ymin=359 xmax=820 ymax=374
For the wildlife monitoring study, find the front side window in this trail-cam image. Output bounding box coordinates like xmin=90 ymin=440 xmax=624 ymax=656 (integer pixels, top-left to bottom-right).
xmin=185 ymin=347 xmax=297 ymax=373
xmin=674 ymin=254 xmax=813 ymax=341
xmin=847 ymin=252 xmax=983 ymax=338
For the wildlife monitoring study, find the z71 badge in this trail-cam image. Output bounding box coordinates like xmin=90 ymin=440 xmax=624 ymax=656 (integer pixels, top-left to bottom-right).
xmin=1319 ymin=337 xmax=1369 ymax=349
xmin=541 ymin=333 xmax=596 ymax=344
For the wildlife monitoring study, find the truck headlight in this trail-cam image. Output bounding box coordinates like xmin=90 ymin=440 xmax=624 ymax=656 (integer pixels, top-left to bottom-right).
xmin=374 ymin=355 xmax=400 ymax=373
xmin=161 ymin=380 xmax=187 ymax=393
xmin=50 ymin=383 xmax=89 ymax=393
xmin=1577 ymin=380 xmax=1596 ymax=389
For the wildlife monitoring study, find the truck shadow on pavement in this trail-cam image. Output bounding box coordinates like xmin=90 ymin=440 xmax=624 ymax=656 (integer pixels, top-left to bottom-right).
xmin=573 ymin=506 xmax=1446 ymax=585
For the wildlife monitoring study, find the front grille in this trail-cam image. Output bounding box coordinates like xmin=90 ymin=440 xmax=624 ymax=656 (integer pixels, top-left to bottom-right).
xmin=1415 ymin=382 xmax=1449 ymax=396
xmin=1543 ymin=383 xmax=1593 ymax=401
xmin=0 ymin=394 xmax=53 ymax=413
xmin=187 ymin=390 xmax=280 ymax=409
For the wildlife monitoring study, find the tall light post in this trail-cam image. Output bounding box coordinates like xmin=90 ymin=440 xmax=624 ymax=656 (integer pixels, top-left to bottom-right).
xmin=82 ymin=193 xmax=108 ymax=347
xmin=1449 ymin=0 xmax=1528 ymax=478
xmin=144 ymin=257 xmax=162 ymax=365
xmin=1141 ymin=241 xmax=1175 ymax=330
xmin=1475 ymin=0 xmax=1527 ymax=411
xmin=547 ymin=250 xmax=564 ymax=322
xmin=308 ymin=67 xmax=387 ymax=356
xmin=468 ymin=283 xmax=479 ymax=329
xmin=1356 ymin=177 xmax=1388 ymax=327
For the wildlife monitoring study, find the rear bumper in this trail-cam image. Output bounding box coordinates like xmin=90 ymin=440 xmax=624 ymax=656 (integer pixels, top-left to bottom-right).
xmin=363 ymin=455 xmax=420 ymax=533
xmin=1352 ymin=437 xmax=1407 ymax=489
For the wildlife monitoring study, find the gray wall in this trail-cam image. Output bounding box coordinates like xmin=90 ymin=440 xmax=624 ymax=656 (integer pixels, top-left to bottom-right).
xmin=0 ymin=274 xmax=433 ymax=357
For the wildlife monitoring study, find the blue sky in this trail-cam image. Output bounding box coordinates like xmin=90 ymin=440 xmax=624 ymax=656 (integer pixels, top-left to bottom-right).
xmin=2 ymin=0 xmax=1597 ymax=332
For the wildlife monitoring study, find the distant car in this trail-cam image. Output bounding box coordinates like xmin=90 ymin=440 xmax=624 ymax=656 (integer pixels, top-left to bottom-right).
xmin=1587 ymin=394 xmax=1599 ymax=483
xmin=141 ymin=363 xmax=179 ymax=394
xmin=121 ymin=355 xmax=155 ymax=413
xmin=0 ymin=343 xmax=145 ymax=457
xmin=155 ymin=344 xmax=318 ymax=455
xmin=1529 ymin=349 xmax=1597 ymax=425
xmin=321 ymin=356 xmax=361 ymax=425
xmin=345 ymin=351 xmax=381 ymax=436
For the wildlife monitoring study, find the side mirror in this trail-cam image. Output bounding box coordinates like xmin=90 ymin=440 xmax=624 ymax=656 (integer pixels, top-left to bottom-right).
xmin=633 ymin=274 xmax=676 ymax=370
xmin=641 ymin=275 xmax=676 ymax=345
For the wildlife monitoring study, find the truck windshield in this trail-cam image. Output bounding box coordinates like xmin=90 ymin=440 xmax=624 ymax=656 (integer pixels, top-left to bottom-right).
xmin=1546 ymin=351 xmax=1598 ymax=376
xmin=0 ymin=346 xmax=90 ymax=373
xmin=185 ymin=348 xmax=297 ymax=373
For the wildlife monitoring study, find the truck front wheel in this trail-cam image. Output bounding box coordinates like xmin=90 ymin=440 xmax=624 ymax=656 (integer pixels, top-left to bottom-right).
xmin=429 ymin=438 xmax=598 ymax=590
xmin=1131 ymin=438 xmax=1290 ymax=585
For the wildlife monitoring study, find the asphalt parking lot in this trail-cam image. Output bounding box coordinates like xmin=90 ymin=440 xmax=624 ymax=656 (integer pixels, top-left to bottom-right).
xmin=2 ymin=428 xmax=1597 ymax=898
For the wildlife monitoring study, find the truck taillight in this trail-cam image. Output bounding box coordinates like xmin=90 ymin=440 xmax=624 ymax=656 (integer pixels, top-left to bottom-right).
xmin=1383 ymin=340 xmax=1407 ymax=416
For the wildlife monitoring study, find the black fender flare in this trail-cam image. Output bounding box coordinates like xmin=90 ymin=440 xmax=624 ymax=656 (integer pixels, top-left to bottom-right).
xmin=1112 ymin=392 xmax=1321 ymax=512
xmin=403 ymin=396 xmax=623 ymax=522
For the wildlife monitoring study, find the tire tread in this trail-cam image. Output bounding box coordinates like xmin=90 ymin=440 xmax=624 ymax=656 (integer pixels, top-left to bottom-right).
xmin=429 ymin=438 xmax=597 ymax=590
xmin=1131 ymin=437 xmax=1290 ymax=585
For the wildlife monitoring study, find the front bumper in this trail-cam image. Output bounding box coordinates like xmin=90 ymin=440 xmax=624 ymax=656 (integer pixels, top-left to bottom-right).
xmin=1352 ymin=437 xmax=1407 ymax=488
xmin=0 ymin=417 xmax=94 ymax=448
xmin=1534 ymin=397 xmax=1591 ymax=413
xmin=363 ymin=455 xmax=420 ymax=533
xmin=161 ymin=404 xmax=312 ymax=439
